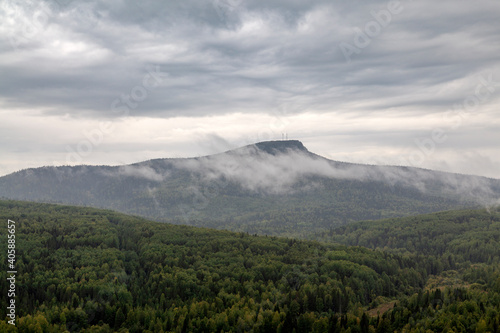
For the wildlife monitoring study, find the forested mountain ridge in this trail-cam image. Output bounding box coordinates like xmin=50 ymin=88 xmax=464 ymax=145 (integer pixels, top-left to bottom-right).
xmin=1 ymin=200 xmax=500 ymax=332
xmin=1 ymin=140 xmax=500 ymax=238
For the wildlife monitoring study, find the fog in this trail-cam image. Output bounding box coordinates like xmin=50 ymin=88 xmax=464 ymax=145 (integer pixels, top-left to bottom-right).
xmin=96 ymin=165 xmax=167 ymax=182
xmin=173 ymin=144 xmax=500 ymax=205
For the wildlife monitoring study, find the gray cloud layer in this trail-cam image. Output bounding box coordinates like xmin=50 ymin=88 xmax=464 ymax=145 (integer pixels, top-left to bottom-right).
xmin=2 ymin=0 xmax=499 ymax=118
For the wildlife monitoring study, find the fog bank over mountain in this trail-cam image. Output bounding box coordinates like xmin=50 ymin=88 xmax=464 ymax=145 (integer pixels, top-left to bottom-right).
xmin=172 ymin=141 xmax=500 ymax=205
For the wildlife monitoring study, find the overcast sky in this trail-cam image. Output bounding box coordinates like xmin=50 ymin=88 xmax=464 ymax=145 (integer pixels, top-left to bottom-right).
xmin=1 ymin=0 xmax=500 ymax=178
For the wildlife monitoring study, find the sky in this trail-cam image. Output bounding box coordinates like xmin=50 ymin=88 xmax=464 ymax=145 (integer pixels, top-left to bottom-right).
xmin=1 ymin=0 xmax=500 ymax=178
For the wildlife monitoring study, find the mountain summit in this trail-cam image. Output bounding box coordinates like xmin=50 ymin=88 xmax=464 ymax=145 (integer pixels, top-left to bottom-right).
xmin=222 ymin=140 xmax=311 ymax=158
xmin=252 ymin=140 xmax=309 ymax=155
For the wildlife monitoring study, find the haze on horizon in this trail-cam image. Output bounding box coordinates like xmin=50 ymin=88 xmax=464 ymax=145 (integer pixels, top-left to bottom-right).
xmin=1 ymin=0 xmax=500 ymax=178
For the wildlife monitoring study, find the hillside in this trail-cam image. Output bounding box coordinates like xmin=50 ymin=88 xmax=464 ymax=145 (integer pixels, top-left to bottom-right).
xmin=1 ymin=140 xmax=500 ymax=238
xmin=321 ymin=208 xmax=500 ymax=264
xmin=0 ymin=200 xmax=425 ymax=332
xmin=316 ymin=207 xmax=500 ymax=332
xmin=1 ymin=200 xmax=500 ymax=332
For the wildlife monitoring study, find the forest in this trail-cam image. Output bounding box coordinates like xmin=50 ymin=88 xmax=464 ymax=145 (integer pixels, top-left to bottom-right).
xmin=0 ymin=200 xmax=499 ymax=332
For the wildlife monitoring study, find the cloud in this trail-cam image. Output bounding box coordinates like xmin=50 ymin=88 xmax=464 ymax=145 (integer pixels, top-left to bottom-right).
xmin=97 ymin=165 xmax=167 ymax=182
xmin=116 ymin=165 xmax=166 ymax=182
xmin=2 ymin=0 xmax=499 ymax=118
xmin=176 ymin=146 xmax=336 ymax=194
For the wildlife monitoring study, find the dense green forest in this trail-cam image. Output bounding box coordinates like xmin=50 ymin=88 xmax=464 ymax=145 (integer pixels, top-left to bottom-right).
xmin=0 ymin=200 xmax=500 ymax=332
xmin=322 ymin=208 xmax=500 ymax=264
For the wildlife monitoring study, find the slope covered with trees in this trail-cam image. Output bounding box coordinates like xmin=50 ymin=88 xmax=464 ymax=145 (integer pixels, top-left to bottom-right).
xmin=322 ymin=208 xmax=500 ymax=265
xmin=0 ymin=200 xmax=425 ymax=332
xmin=318 ymin=207 xmax=500 ymax=332
xmin=1 ymin=201 xmax=500 ymax=332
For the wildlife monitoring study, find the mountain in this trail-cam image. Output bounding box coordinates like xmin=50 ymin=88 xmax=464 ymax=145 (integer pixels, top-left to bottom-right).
xmin=1 ymin=140 xmax=500 ymax=237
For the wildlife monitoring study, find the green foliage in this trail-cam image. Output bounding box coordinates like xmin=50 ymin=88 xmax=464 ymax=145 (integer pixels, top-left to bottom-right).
xmin=319 ymin=207 xmax=500 ymax=332
xmin=323 ymin=208 xmax=500 ymax=267
xmin=0 ymin=200 xmax=427 ymax=332
xmin=1 ymin=200 xmax=500 ymax=332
